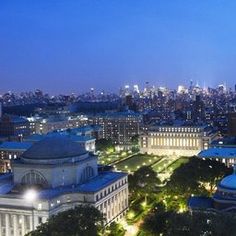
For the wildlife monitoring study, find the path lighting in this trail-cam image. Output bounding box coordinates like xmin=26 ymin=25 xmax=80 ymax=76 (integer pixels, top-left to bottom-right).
xmin=128 ymin=211 xmax=135 ymax=219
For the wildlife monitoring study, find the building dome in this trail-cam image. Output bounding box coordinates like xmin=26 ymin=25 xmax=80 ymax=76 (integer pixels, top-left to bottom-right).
xmin=220 ymin=174 xmax=236 ymax=190
xmin=21 ymin=136 xmax=87 ymax=160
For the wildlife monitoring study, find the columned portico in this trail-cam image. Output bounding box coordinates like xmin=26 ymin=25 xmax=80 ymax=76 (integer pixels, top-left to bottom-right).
xmin=13 ymin=215 xmax=18 ymax=236
xmin=5 ymin=213 xmax=10 ymax=236
xmin=20 ymin=215 xmax=26 ymax=236
xmin=0 ymin=136 xmax=129 ymax=234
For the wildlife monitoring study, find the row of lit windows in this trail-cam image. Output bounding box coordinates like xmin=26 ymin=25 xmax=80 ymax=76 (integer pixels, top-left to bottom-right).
xmin=95 ymin=177 xmax=128 ymax=202
xmin=150 ymin=137 xmax=201 ymax=148
xmin=156 ymin=127 xmax=201 ymax=133
xmin=97 ymin=188 xmax=128 ymax=221
xmin=150 ymin=133 xmax=200 ymax=138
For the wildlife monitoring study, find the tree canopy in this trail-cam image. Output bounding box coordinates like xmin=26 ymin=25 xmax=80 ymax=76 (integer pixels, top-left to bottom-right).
xmin=142 ymin=205 xmax=236 ymax=236
xmin=95 ymin=138 xmax=114 ymax=152
xmin=129 ymin=166 xmax=160 ymax=202
xmin=162 ymin=156 xmax=231 ymax=211
xmin=26 ymin=205 xmax=104 ymax=236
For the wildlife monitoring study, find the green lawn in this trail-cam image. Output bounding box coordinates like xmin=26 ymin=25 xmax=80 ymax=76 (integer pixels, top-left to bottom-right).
xmin=165 ymin=157 xmax=189 ymax=173
xmin=152 ymin=158 xmax=172 ymax=172
xmin=152 ymin=156 xmax=189 ymax=174
xmin=98 ymin=151 xmax=132 ymax=165
xmin=115 ymin=154 xmax=162 ymax=172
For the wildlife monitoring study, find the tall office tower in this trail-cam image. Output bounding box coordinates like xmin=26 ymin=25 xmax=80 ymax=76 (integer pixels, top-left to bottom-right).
xmin=133 ymin=85 xmax=139 ymax=94
xmin=0 ymin=102 xmax=2 ymax=118
xmin=192 ymin=95 xmax=205 ymax=121
xmin=228 ymin=113 xmax=236 ymax=136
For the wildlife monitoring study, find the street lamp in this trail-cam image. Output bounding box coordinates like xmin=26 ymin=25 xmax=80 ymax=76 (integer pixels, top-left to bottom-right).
xmin=24 ymin=189 xmax=37 ymax=202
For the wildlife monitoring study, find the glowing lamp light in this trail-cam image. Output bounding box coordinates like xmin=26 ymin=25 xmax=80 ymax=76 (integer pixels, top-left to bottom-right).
xmin=141 ymin=201 xmax=147 ymax=208
xmin=127 ymin=211 xmax=135 ymax=219
xmin=24 ymin=189 xmax=37 ymax=202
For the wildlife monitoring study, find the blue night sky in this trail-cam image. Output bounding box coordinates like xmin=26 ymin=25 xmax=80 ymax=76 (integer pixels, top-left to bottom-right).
xmin=1 ymin=0 xmax=236 ymax=94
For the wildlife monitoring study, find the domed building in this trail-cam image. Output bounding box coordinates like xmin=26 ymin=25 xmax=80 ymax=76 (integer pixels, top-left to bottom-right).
xmin=189 ymin=169 xmax=236 ymax=213
xmin=14 ymin=136 xmax=97 ymax=188
xmin=0 ymin=136 xmax=128 ymax=236
xmin=213 ymin=170 xmax=236 ymax=212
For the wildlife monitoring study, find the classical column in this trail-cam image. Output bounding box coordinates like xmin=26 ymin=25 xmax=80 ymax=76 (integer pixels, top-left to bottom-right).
xmin=5 ymin=214 xmax=10 ymax=236
xmin=13 ymin=214 xmax=19 ymax=236
xmin=21 ymin=215 xmax=26 ymax=236
xmin=29 ymin=215 xmax=33 ymax=231
xmin=0 ymin=212 xmax=2 ymax=236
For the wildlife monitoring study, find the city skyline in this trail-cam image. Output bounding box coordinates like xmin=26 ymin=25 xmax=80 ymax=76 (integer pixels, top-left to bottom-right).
xmin=1 ymin=1 xmax=236 ymax=94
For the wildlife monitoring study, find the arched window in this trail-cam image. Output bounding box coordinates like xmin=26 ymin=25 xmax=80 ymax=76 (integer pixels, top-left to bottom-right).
xmin=21 ymin=170 xmax=48 ymax=187
xmin=80 ymin=166 xmax=94 ymax=183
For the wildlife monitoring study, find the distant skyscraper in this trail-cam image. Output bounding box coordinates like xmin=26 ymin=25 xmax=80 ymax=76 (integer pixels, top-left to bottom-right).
xmin=133 ymin=85 xmax=139 ymax=94
xmin=228 ymin=113 xmax=236 ymax=136
xmin=0 ymin=102 xmax=2 ymax=118
xmin=189 ymin=80 xmax=193 ymax=91
xmin=192 ymin=95 xmax=205 ymax=121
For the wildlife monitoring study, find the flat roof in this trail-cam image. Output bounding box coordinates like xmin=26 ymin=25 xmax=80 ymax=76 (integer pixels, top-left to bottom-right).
xmin=198 ymin=148 xmax=236 ymax=159
xmin=0 ymin=142 xmax=32 ymax=151
xmin=25 ymin=133 xmax=95 ymax=143
xmin=39 ymin=171 xmax=127 ymax=199
xmin=0 ymin=172 xmax=127 ymax=200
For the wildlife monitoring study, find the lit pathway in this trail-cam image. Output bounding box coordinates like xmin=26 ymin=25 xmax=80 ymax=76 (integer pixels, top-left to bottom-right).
xmin=121 ymin=219 xmax=143 ymax=236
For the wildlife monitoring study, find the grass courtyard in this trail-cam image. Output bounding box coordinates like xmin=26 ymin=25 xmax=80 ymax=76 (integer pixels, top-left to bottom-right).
xmin=115 ymin=154 xmax=163 ymax=172
xmin=114 ymin=154 xmax=190 ymax=174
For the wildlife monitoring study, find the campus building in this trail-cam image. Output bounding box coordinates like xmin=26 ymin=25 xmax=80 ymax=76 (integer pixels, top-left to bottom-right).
xmin=28 ymin=115 xmax=89 ymax=135
xmin=198 ymin=136 xmax=236 ymax=167
xmin=0 ymin=142 xmax=32 ymax=172
xmin=198 ymin=148 xmax=236 ymax=167
xmin=89 ymin=111 xmax=142 ymax=147
xmin=0 ymin=136 xmax=128 ymax=236
xmin=0 ymin=132 xmax=96 ymax=174
xmin=189 ymin=169 xmax=236 ymax=213
xmin=0 ymin=115 xmax=30 ymax=140
xmin=140 ymin=125 xmax=218 ymax=157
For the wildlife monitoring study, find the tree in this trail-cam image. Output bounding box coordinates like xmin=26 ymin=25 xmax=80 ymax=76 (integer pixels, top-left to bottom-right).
xmin=167 ymin=211 xmax=236 ymax=236
xmin=131 ymin=135 xmax=139 ymax=146
xmin=129 ymin=166 xmax=161 ymax=202
xmin=96 ymin=138 xmax=114 ymax=152
xmin=106 ymin=222 xmax=125 ymax=236
xmin=142 ymin=202 xmax=172 ymax=236
xmin=197 ymin=158 xmax=230 ymax=193
xmin=26 ymin=205 xmax=104 ymax=236
xmin=142 ymin=208 xmax=236 ymax=236
xmin=131 ymin=135 xmax=140 ymax=152
xmin=163 ymin=157 xmax=231 ymax=211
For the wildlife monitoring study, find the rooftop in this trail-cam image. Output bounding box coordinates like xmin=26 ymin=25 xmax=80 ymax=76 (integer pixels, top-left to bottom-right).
xmin=0 ymin=172 xmax=127 ymax=200
xmin=24 ymin=133 xmax=95 ymax=143
xmin=0 ymin=142 xmax=32 ymax=151
xmin=92 ymin=111 xmax=142 ymax=118
xmin=39 ymin=171 xmax=127 ymax=199
xmin=1 ymin=115 xmax=28 ymax=123
xmin=198 ymin=147 xmax=236 ymax=159
xmin=22 ymin=136 xmax=87 ymax=160
xmin=219 ymin=173 xmax=236 ymax=190
xmin=188 ymin=196 xmax=213 ymax=210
